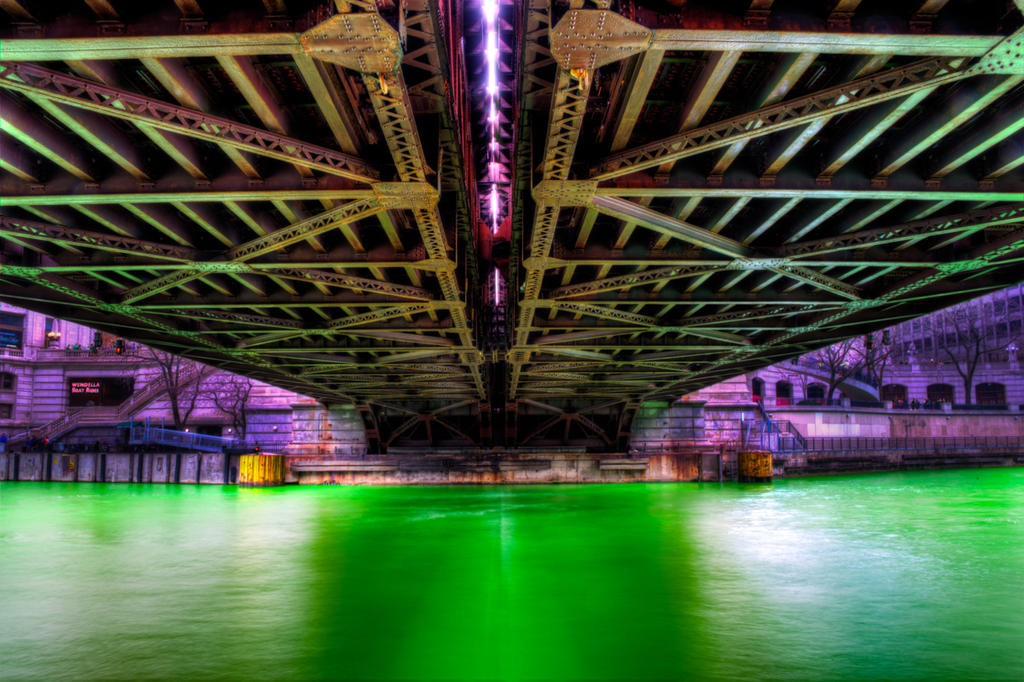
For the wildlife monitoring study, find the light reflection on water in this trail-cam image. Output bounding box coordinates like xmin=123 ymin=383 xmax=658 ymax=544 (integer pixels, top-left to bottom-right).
xmin=1 ymin=469 xmax=1023 ymax=680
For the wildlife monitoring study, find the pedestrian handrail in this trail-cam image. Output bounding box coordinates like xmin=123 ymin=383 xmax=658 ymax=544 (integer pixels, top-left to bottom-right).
xmin=776 ymin=434 xmax=1024 ymax=454
xmin=128 ymin=418 xmax=242 ymax=452
xmin=745 ymin=419 xmax=806 ymax=451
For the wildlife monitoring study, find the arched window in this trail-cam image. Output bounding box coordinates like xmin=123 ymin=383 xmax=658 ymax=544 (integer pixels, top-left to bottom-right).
xmin=0 ymin=372 xmax=14 ymax=390
xmin=927 ymin=383 xmax=955 ymax=404
xmin=976 ymin=382 xmax=1006 ymax=405
xmin=776 ymin=381 xmax=793 ymax=399
xmin=806 ymin=383 xmax=826 ymax=402
xmin=775 ymin=380 xmax=793 ymax=406
xmin=751 ymin=377 xmax=764 ymax=402
xmin=881 ymin=384 xmax=907 ymax=403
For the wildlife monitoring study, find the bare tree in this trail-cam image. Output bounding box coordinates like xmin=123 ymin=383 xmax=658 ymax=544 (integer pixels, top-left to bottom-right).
xmin=142 ymin=347 xmax=205 ymax=427
xmin=810 ymin=338 xmax=865 ymax=403
xmin=938 ymin=302 xmax=1019 ymax=404
xmin=211 ymin=374 xmax=254 ymax=439
xmin=855 ymin=333 xmax=897 ymax=392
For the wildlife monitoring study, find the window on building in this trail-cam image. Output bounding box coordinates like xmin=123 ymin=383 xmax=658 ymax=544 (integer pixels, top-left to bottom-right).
xmin=751 ymin=377 xmax=764 ymax=401
xmin=882 ymin=384 xmax=907 ymax=403
xmin=927 ymin=383 xmax=955 ymax=404
xmin=775 ymin=380 xmax=793 ymax=406
xmin=0 ymin=312 xmax=24 ymax=349
xmin=43 ymin=317 xmax=60 ymax=348
xmin=0 ymin=372 xmax=13 ymax=390
xmin=976 ymin=383 xmax=1006 ymax=405
xmin=806 ymin=383 xmax=826 ymax=402
xmin=0 ymin=404 xmax=11 ymax=419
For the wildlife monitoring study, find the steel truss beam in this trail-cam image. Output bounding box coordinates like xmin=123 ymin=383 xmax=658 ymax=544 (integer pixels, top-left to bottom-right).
xmin=324 ymin=5 xmax=483 ymax=398
xmin=593 ymin=186 xmax=1024 ymax=202
xmin=589 ymin=18 xmax=1024 ymax=183
xmin=593 ymin=58 xmax=974 ymax=179
xmin=119 ymin=196 xmax=396 ymax=303
xmin=548 ymin=9 xmax=1004 ymax=59
xmin=0 ymin=215 xmax=194 ymax=261
xmin=641 ymin=227 xmax=1024 ymax=400
xmin=511 ymin=64 xmax=592 ymax=396
xmin=0 ymin=62 xmax=379 ymax=183
xmin=784 ymin=203 xmax=1024 ymax=258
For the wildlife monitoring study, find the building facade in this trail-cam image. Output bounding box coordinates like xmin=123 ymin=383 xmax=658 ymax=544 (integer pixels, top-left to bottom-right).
xmin=741 ymin=286 xmax=1024 ymax=409
xmin=0 ymin=303 xmax=366 ymax=456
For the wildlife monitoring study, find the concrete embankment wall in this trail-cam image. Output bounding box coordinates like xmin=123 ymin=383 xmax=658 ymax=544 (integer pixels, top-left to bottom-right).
xmin=0 ymin=452 xmax=241 ymax=484
xmin=289 ymin=453 xmax=701 ymax=485
xmin=1 ymin=451 xmax=704 ymax=484
xmin=775 ymin=448 xmax=1024 ymax=477
xmin=770 ymin=406 xmax=1024 ymax=439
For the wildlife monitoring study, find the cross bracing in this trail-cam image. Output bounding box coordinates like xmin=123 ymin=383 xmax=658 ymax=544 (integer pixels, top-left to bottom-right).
xmin=1 ymin=0 xmax=1023 ymax=449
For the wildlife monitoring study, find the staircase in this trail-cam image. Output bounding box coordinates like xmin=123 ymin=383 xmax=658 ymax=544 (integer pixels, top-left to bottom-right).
xmin=745 ymin=419 xmax=807 ymax=452
xmin=117 ymin=364 xmax=215 ymax=420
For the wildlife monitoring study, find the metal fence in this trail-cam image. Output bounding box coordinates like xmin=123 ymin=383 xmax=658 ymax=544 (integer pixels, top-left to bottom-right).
xmin=779 ymin=435 xmax=1024 ymax=454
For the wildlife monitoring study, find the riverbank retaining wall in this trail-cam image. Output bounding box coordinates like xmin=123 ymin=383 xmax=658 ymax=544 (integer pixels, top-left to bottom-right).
xmin=0 ymin=452 xmax=242 ymax=484
xmin=0 ymin=451 xmax=703 ymax=484
xmin=775 ymin=448 xmax=1024 ymax=477
xmin=2 ymin=447 xmax=1021 ymax=484
xmin=289 ymin=452 xmax=702 ymax=484
xmin=769 ymin=406 xmax=1024 ymax=439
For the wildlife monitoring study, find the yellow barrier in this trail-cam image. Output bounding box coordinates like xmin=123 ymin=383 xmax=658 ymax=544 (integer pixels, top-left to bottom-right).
xmin=238 ymin=454 xmax=285 ymax=487
xmin=738 ymin=450 xmax=773 ymax=482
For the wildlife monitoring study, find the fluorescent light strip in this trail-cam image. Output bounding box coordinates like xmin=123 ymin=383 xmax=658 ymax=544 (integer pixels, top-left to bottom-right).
xmin=483 ymin=0 xmax=502 ymax=234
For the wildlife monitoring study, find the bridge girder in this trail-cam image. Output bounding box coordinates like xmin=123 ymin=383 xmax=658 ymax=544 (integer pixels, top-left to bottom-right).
xmin=1 ymin=0 xmax=1024 ymax=449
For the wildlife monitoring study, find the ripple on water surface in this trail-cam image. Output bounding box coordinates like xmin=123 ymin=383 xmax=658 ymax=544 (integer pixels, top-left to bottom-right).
xmin=1 ymin=468 xmax=1023 ymax=680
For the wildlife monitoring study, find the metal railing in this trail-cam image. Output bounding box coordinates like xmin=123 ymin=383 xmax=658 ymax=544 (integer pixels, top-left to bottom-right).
xmin=778 ymin=435 xmax=1024 ymax=454
xmin=745 ymin=419 xmax=807 ymax=451
xmin=128 ymin=418 xmax=241 ymax=453
xmin=39 ymin=347 xmax=140 ymax=359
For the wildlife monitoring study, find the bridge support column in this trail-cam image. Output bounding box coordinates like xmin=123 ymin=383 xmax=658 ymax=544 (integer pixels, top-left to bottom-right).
xmin=628 ymin=401 xmax=706 ymax=454
xmin=238 ymin=454 xmax=285 ymax=488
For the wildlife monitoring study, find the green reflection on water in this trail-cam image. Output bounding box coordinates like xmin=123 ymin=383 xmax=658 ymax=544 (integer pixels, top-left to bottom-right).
xmin=2 ymin=469 xmax=1023 ymax=680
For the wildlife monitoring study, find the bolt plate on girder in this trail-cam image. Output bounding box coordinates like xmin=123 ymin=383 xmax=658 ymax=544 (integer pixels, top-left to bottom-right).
xmin=416 ymin=258 xmax=457 ymax=272
xmin=301 ymin=13 xmax=401 ymax=74
xmin=549 ymin=10 xmax=652 ymax=71
xmin=727 ymin=258 xmax=790 ymax=269
xmin=191 ymin=262 xmax=254 ymax=274
xmin=532 ymin=179 xmax=597 ymax=206
xmin=522 ymin=255 xmax=567 ymax=271
xmin=970 ymin=26 xmax=1024 ymax=74
xmin=1 ymin=265 xmax=38 ymax=278
xmin=372 ymin=181 xmax=438 ymax=208
xmin=843 ymin=299 xmax=883 ymax=312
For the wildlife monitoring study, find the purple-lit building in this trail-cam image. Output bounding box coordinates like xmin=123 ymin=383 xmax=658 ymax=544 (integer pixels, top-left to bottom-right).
xmin=0 ymin=302 xmax=368 ymax=457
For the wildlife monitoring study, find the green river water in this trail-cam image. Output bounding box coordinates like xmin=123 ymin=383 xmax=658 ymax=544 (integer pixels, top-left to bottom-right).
xmin=1 ymin=469 xmax=1023 ymax=680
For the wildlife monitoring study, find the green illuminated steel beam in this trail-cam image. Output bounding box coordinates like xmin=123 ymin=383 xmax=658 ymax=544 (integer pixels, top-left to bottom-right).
xmin=120 ymin=196 xmax=390 ymax=303
xmin=0 ymin=62 xmax=379 ymax=184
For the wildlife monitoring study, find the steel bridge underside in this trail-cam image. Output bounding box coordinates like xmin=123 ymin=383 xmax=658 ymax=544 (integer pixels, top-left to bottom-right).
xmin=1 ymin=0 xmax=1023 ymax=450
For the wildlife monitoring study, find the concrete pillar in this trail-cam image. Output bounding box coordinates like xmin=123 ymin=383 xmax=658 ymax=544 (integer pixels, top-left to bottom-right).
xmin=628 ymin=401 xmax=706 ymax=453
xmin=286 ymin=403 xmax=367 ymax=458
